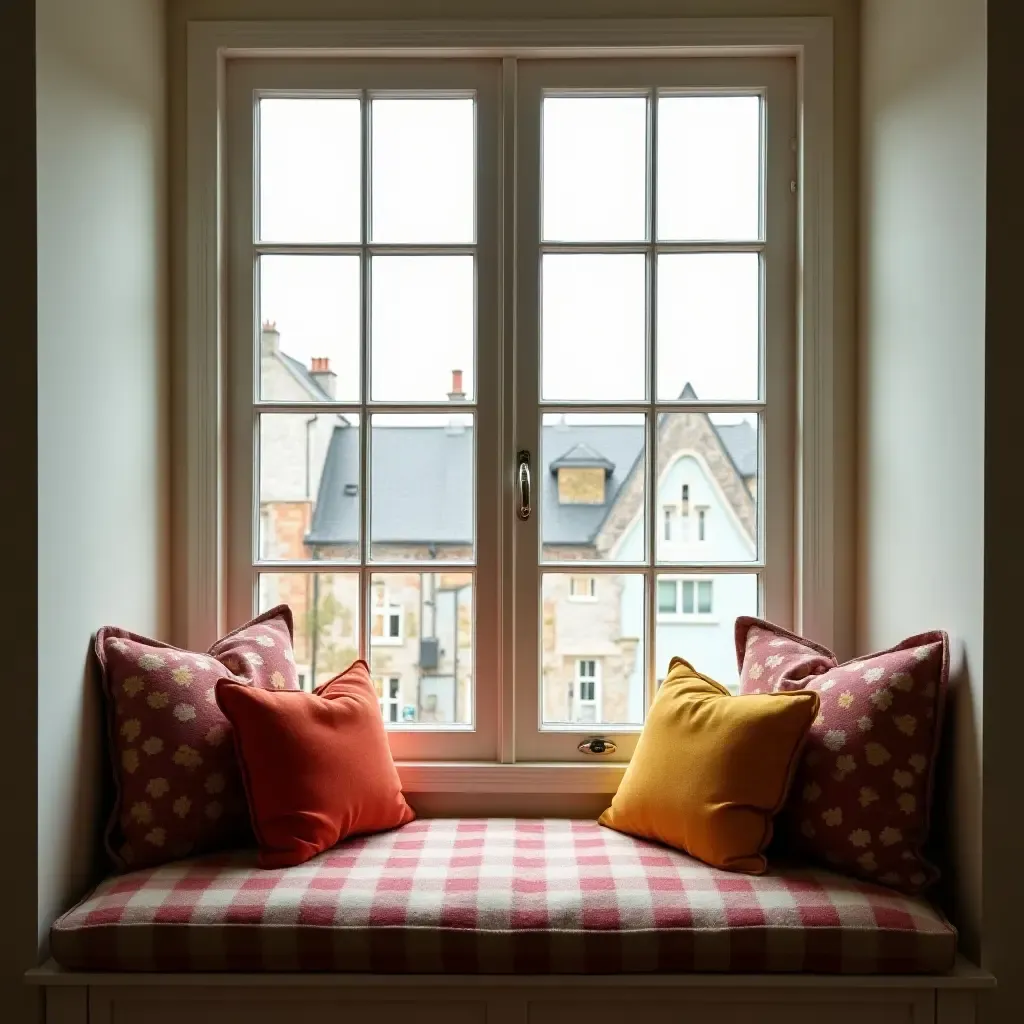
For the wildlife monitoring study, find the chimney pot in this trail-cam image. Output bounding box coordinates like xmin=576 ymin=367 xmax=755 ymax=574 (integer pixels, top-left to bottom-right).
xmin=447 ymin=368 xmax=466 ymax=403
xmin=309 ymin=356 xmax=337 ymax=399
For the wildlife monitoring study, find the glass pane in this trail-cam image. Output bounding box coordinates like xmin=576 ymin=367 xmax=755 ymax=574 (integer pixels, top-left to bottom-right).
xmin=657 ymin=580 xmax=676 ymax=614
xmin=258 ymin=572 xmax=359 ymax=691
xmin=656 ymin=412 xmax=758 ymax=563
xmin=541 ymin=413 xmax=645 ymax=564
xmin=655 ymin=573 xmax=759 ymax=692
xmin=542 ymin=254 xmax=646 ymax=401
xmin=258 ymin=413 xmax=360 ymax=562
xmin=371 ymin=97 xmax=474 ymax=243
xmin=541 ymin=572 xmax=646 ymax=727
xmin=259 ymin=256 xmax=360 ymax=403
xmin=370 ymin=414 xmax=474 ymax=562
xmin=657 ymin=95 xmax=761 ymax=241
xmin=370 ymin=255 xmax=474 ymax=401
xmin=542 ymin=96 xmax=648 ymax=242
xmin=259 ymin=98 xmax=361 ymax=243
xmin=656 ymin=253 xmax=760 ymax=402
xmin=369 ymin=572 xmax=473 ymax=727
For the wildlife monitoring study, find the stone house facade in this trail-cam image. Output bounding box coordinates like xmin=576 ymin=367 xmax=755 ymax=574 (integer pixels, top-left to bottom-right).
xmin=259 ymin=327 xmax=757 ymax=724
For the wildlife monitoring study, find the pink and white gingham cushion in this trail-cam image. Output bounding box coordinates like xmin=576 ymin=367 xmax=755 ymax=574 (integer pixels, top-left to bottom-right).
xmin=51 ymin=819 xmax=956 ymax=974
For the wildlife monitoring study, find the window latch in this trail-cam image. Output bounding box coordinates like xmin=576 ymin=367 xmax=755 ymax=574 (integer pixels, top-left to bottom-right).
xmin=578 ymin=737 xmax=617 ymax=755
xmin=517 ymin=450 xmax=532 ymax=520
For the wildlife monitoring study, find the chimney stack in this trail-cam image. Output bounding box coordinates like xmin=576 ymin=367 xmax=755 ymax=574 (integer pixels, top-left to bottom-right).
xmin=261 ymin=320 xmax=280 ymax=356
xmin=447 ymin=368 xmax=466 ymax=403
xmin=446 ymin=368 xmax=467 ymax=435
xmin=309 ymin=356 xmax=337 ymax=399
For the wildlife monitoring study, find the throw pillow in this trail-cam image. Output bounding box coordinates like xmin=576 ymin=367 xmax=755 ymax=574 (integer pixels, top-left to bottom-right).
xmin=736 ymin=616 xmax=949 ymax=893
xmin=599 ymin=657 xmax=819 ymax=873
xmin=95 ymin=605 xmax=299 ymax=869
xmin=216 ymin=659 xmax=415 ymax=868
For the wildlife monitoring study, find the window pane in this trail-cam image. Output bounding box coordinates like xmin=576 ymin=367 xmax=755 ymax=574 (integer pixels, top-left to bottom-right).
xmin=259 ymin=255 xmax=360 ymax=403
xmin=541 ymin=572 xmax=645 ymax=727
xmin=370 ymin=255 xmax=474 ymax=401
xmin=682 ymin=581 xmax=695 ymax=614
xmin=697 ymin=580 xmax=713 ymax=614
xmin=541 ymin=413 xmax=645 ymax=563
xmin=369 ymin=572 xmax=473 ymax=727
xmin=258 ymin=572 xmax=359 ymax=691
xmin=657 ymin=95 xmax=761 ymax=241
xmin=259 ymin=414 xmax=360 ymax=562
xmin=542 ymin=254 xmax=646 ymax=401
xmin=371 ymin=97 xmax=475 ymax=243
xmin=656 ymin=253 xmax=760 ymax=402
xmin=655 ymin=412 xmax=758 ymax=563
xmin=259 ymin=98 xmax=361 ymax=243
xmin=542 ymin=96 xmax=647 ymax=242
xmin=370 ymin=414 xmax=474 ymax=562
xmin=655 ymin=573 xmax=758 ymax=692
xmin=657 ymin=580 xmax=676 ymax=614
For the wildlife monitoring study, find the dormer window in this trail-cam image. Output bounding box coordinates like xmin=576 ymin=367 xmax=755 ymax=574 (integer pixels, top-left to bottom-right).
xmin=550 ymin=443 xmax=615 ymax=505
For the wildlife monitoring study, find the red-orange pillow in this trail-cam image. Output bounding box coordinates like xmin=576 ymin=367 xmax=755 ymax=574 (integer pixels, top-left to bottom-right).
xmin=216 ymin=659 xmax=415 ymax=867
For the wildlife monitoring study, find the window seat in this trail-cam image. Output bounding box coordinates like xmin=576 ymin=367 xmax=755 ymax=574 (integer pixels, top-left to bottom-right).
xmin=50 ymin=818 xmax=955 ymax=975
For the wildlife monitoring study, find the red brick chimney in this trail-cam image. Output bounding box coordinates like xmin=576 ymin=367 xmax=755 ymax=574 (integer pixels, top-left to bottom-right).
xmin=309 ymin=356 xmax=337 ymax=399
xmin=447 ymin=368 xmax=466 ymax=402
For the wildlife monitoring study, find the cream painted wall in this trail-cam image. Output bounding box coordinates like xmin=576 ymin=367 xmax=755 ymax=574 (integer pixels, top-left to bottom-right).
xmin=167 ymin=0 xmax=859 ymax=661
xmin=35 ymin=0 xmax=168 ymax=1000
xmin=859 ymin=0 xmax=986 ymax=991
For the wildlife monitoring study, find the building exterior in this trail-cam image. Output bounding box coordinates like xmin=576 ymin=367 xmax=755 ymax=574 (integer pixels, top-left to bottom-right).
xmin=260 ymin=326 xmax=757 ymax=723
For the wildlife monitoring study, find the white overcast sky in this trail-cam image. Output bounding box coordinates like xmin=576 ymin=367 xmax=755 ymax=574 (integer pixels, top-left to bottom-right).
xmin=258 ymin=94 xmax=760 ymax=419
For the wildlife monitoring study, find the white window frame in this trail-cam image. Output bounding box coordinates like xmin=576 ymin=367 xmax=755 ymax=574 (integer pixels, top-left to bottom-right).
xmin=657 ymin=576 xmax=716 ymax=623
xmin=568 ymin=575 xmax=597 ymax=602
xmin=376 ymin=675 xmax=402 ymax=722
xmin=370 ymin=591 xmax=405 ymax=647
xmin=179 ymin=17 xmax=838 ymax=795
xmin=573 ymin=659 xmax=602 ymax=723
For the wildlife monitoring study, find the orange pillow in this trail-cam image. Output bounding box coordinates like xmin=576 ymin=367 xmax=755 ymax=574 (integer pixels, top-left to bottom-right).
xmin=599 ymin=657 xmax=819 ymax=873
xmin=216 ymin=660 xmax=414 ymax=867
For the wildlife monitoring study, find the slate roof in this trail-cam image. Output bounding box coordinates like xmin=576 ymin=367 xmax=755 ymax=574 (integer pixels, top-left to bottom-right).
xmin=306 ymin=416 xmax=757 ymax=548
xmin=278 ymin=351 xmax=335 ymax=402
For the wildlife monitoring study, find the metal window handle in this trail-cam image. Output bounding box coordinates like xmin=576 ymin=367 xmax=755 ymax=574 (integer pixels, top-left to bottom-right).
xmin=517 ymin=450 xmax=532 ymax=521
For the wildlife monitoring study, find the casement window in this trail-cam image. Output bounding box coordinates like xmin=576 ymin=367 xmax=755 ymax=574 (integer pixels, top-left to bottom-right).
xmin=657 ymin=577 xmax=715 ymax=621
xmin=208 ymin=31 xmax=815 ymax=772
xmin=568 ymin=575 xmax=597 ymax=602
xmin=375 ymin=676 xmax=402 ymax=723
xmin=370 ymin=588 xmax=403 ymax=646
xmin=573 ymin=660 xmax=602 ymax=724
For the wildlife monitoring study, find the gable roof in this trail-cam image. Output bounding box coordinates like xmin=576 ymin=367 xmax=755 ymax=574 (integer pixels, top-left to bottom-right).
xmin=307 ymin=415 xmax=755 ymax=548
xmin=277 ymin=351 xmax=335 ymax=402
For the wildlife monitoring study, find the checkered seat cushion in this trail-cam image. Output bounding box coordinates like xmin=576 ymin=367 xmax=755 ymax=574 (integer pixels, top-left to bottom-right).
xmin=51 ymin=819 xmax=956 ymax=974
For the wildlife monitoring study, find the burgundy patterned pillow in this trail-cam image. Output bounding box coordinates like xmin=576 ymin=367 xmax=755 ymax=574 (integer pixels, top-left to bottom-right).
xmin=735 ymin=617 xmax=948 ymax=894
xmin=96 ymin=606 xmax=299 ymax=870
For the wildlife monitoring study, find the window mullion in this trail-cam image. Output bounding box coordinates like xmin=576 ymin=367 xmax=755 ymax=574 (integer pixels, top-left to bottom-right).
xmin=645 ymin=88 xmax=658 ymax=715
xmin=358 ymin=87 xmax=371 ymax=663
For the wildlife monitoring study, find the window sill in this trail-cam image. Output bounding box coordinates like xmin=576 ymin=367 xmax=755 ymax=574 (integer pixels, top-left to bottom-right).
xmin=656 ymin=615 xmax=719 ymax=625
xmin=396 ymin=761 xmax=627 ymax=794
xmin=370 ymin=638 xmax=404 ymax=647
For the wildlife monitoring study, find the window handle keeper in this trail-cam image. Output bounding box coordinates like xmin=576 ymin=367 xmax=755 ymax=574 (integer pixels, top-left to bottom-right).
xmin=517 ymin=450 xmax=532 ymax=521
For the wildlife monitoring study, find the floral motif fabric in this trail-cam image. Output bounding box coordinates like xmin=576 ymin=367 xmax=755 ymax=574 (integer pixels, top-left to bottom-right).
xmin=736 ymin=617 xmax=948 ymax=894
xmin=96 ymin=606 xmax=299 ymax=870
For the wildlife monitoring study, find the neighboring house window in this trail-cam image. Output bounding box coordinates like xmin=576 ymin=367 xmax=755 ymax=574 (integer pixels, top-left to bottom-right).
xmin=371 ymin=591 xmax=403 ymax=645
xmin=376 ymin=676 xmax=401 ymax=723
xmin=657 ymin=578 xmax=714 ymax=619
xmin=680 ymin=484 xmax=690 ymax=516
xmin=662 ymin=506 xmax=673 ymax=541
xmin=697 ymin=506 xmax=708 ymax=542
xmin=569 ymin=575 xmax=597 ymax=601
xmin=573 ymin=659 xmax=601 ymax=723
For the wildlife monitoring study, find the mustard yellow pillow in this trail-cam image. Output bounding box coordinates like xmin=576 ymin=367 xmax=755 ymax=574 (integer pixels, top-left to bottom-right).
xmin=599 ymin=657 xmax=819 ymax=873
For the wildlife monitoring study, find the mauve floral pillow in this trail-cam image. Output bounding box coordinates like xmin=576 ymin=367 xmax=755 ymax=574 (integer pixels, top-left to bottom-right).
xmin=736 ymin=617 xmax=949 ymax=894
xmin=95 ymin=606 xmax=299 ymax=870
